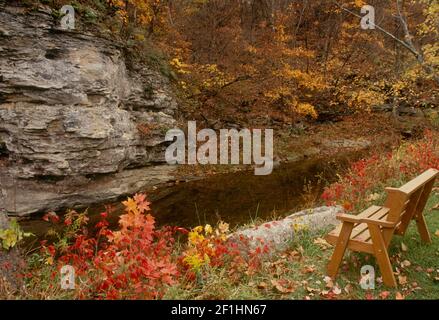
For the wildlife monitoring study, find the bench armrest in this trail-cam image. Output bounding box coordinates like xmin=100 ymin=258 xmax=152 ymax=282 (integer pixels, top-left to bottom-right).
xmin=336 ymin=213 xmax=361 ymax=223
xmin=361 ymin=218 xmax=396 ymax=228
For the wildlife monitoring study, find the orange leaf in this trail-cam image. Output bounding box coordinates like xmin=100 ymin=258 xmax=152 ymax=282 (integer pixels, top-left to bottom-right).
xmin=395 ymin=292 xmax=405 ymax=300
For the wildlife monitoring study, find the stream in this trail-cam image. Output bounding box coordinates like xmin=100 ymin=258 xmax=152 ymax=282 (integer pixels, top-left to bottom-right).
xmin=19 ymin=150 xmax=367 ymax=241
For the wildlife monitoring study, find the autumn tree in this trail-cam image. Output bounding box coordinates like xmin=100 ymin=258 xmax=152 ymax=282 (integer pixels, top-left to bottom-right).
xmin=104 ymin=0 xmax=437 ymax=122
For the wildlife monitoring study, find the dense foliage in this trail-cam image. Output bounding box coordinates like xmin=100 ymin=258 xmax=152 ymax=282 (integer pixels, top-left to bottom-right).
xmin=23 ymin=194 xmax=266 ymax=299
xmin=322 ymin=129 xmax=439 ymax=211
xmin=22 ymin=0 xmax=438 ymax=123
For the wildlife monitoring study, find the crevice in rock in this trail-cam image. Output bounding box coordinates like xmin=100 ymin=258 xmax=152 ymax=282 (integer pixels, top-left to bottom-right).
xmin=44 ymin=48 xmax=66 ymax=60
xmin=33 ymin=175 xmax=66 ymax=183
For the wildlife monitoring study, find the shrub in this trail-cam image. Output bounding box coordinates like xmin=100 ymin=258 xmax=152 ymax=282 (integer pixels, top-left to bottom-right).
xmin=39 ymin=194 xmax=181 ymax=299
xmin=32 ymin=193 xmax=264 ymax=299
xmin=180 ymin=223 xmax=265 ymax=282
xmin=321 ymin=129 xmax=439 ymax=211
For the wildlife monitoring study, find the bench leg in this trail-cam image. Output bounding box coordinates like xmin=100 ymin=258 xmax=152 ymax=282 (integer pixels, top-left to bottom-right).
xmin=368 ymin=224 xmax=397 ymax=287
xmin=413 ymin=179 xmax=434 ymax=243
xmin=415 ymin=213 xmax=432 ymax=244
xmin=327 ymin=222 xmax=354 ymax=279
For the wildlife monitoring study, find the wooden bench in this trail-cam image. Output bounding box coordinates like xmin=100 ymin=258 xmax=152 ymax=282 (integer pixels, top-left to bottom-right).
xmin=325 ymin=168 xmax=439 ymax=287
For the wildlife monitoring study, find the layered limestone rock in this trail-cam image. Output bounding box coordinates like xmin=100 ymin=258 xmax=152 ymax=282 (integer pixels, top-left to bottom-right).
xmin=0 ymin=5 xmax=178 ymax=216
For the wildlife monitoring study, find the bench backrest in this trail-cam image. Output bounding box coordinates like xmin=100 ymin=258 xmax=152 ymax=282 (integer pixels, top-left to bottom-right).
xmin=383 ymin=169 xmax=438 ymax=240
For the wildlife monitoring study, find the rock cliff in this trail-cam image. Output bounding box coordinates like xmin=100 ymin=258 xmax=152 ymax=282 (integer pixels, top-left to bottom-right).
xmin=0 ymin=5 xmax=178 ymax=216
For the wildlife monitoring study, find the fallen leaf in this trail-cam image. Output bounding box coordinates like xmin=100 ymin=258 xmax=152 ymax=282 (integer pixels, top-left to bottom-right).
xmin=426 ymin=268 xmax=434 ymax=273
xmin=435 ymin=230 xmax=439 ymax=237
xmin=323 ymin=276 xmax=334 ymax=289
xmin=185 ymin=284 xmax=194 ymax=290
xmin=365 ymin=292 xmax=374 ymax=300
xmin=306 ymin=286 xmax=319 ymax=293
xmin=395 ymin=292 xmax=405 ymax=300
xmin=271 ymin=279 xmax=295 ymax=294
xmin=366 ymin=193 xmax=381 ymax=202
xmin=379 ymin=291 xmax=391 ymax=299
xmin=321 ymin=290 xmax=330 ymax=296
xmin=257 ymin=282 xmax=268 ymax=290
xmin=313 ymin=237 xmax=331 ymax=249
xmin=332 ymin=286 xmax=342 ymax=295
xmin=401 ymin=260 xmax=411 ymax=268
xmin=432 ymin=203 xmax=439 ymax=211
xmin=401 ymin=242 xmax=408 ymax=252
xmin=344 ymin=284 xmax=353 ymax=294
xmin=302 ymin=265 xmax=316 ymax=274
xmin=398 ymin=275 xmax=408 ymax=285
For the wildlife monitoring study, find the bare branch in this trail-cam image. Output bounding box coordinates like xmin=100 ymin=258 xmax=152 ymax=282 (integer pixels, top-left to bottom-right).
xmin=333 ymin=1 xmax=438 ymax=84
xmin=332 ymin=1 xmax=420 ymax=58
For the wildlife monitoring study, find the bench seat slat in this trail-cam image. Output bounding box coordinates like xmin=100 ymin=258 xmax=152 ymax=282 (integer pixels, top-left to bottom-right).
xmin=327 ymin=206 xmax=389 ymax=242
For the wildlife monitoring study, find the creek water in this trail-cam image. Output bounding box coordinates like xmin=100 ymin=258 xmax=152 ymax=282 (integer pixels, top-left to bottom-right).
xmin=19 ymin=151 xmax=366 ymax=241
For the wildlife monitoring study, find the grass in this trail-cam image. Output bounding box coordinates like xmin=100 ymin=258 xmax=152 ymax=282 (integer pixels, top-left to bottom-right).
xmin=164 ymin=190 xmax=439 ymax=300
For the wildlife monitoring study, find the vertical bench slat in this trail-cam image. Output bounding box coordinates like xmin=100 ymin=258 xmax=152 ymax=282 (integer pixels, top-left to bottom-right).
xmin=413 ymin=178 xmax=437 ymax=243
xmin=396 ymin=186 xmax=423 ymax=235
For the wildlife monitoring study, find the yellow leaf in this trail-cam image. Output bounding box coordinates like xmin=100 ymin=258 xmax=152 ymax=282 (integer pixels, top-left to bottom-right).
xmin=122 ymin=197 xmax=139 ymax=215
xmin=355 ymin=0 xmax=366 ymax=8
xmin=45 ymin=256 xmax=54 ymax=265
xmin=398 ymin=275 xmax=408 ymax=285
xmin=204 ymin=224 xmax=213 ymax=235
xmin=218 ymin=221 xmax=229 ymax=234
xmin=193 ymin=226 xmax=204 ymax=233
xmin=313 ymin=237 xmax=332 ymax=249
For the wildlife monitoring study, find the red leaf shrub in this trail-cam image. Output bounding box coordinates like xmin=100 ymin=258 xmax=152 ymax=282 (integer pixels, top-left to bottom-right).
xmin=44 ymin=194 xmax=180 ymax=299
xmin=322 ymin=130 xmax=439 ymax=211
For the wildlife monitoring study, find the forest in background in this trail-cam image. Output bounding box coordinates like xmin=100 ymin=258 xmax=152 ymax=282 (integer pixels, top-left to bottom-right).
xmin=25 ymin=0 xmax=439 ymax=126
